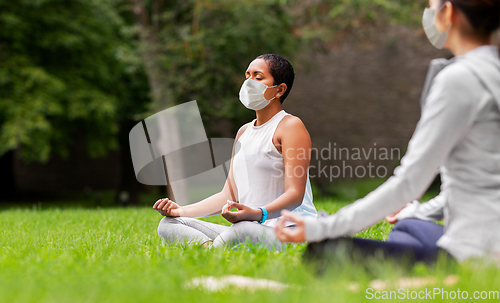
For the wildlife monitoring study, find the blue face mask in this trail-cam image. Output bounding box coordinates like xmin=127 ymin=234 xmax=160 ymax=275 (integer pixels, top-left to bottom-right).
xmin=422 ymin=4 xmax=452 ymax=49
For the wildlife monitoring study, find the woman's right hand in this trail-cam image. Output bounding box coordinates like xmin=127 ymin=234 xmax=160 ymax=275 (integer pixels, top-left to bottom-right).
xmin=153 ymin=198 xmax=184 ymax=217
xmin=385 ymin=202 xmax=412 ymax=224
xmin=386 ymin=208 xmax=402 ymax=224
xmin=385 ymin=214 xmax=398 ymax=224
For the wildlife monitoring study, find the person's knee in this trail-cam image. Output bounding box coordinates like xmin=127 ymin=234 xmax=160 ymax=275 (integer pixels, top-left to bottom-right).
xmin=213 ymin=221 xmax=256 ymax=247
xmin=391 ymin=218 xmax=431 ymax=237
xmin=388 ymin=229 xmax=406 ymax=243
xmin=388 ymin=220 xmax=424 ymax=246
xmin=392 ymin=218 xmax=419 ymax=232
xmin=157 ymin=216 xmax=178 ymax=229
xmin=157 ymin=216 xmax=181 ymax=241
xmin=389 ymin=219 xmax=412 ymax=241
xmin=232 ymin=221 xmax=257 ymax=232
xmin=228 ymin=221 xmax=257 ymax=243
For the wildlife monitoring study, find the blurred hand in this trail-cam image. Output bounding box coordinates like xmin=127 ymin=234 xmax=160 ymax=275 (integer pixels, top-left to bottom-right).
xmin=221 ymin=200 xmax=261 ymax=224
xmin=386 ymin=214 xmax=398 ymax=224
xmin=153 ymin=198 xmax=184 ymax=217
xmin=274 ymin=210 xmax=306 ymax=243
xmin=385 ymin=202 xmax=412 ymax=224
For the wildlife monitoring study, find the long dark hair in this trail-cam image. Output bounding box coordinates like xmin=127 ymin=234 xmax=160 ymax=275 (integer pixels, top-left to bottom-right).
xmin=440 ymin=0 xmax=500 ymax=53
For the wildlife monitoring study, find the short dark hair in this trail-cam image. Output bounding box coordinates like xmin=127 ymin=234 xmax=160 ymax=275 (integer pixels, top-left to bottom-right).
xmin=256 ymin=54 xmax=295 ymax=104
xmin=441 ymin=0 xmax=500 ymax=38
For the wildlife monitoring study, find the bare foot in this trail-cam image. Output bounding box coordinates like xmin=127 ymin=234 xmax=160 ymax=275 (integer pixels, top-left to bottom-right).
xmin=202 ymin=241 xmax=213 ymax=248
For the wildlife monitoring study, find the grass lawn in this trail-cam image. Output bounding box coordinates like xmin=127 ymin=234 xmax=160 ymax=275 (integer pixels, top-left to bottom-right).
xmin=1 ymin=197 xmax=498 ymax=302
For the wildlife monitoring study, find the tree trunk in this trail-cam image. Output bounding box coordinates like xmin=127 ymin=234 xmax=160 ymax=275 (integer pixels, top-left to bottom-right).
xmin=0 ymin=150 xmax=17 ymax=201
xmin=130 ymin=0 xmax=182 ymax=202
xmin=115 ymin=119 xmax=143 ymax=206
xmin=130 ymin=0 xmax=171 ymax=109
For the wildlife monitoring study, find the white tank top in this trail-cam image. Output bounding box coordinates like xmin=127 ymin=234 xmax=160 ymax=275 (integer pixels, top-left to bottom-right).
xmin=232 ymin=110 xmax=317 ymax=227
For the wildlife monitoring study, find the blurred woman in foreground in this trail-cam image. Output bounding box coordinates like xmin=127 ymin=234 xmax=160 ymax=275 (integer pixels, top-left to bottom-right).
xmin=276 ymin=0 xmax=500 ymax=265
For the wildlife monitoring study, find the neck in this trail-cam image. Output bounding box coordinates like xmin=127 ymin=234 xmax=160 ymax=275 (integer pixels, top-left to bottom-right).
xmin=254 ymin=100 xmax=282 ymax=126
xmin=447 ymin=34 xmax=490 ymax=57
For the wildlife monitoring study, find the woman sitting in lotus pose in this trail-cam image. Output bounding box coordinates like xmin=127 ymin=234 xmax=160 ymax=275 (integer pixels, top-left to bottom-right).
xmin=153 ymin=54 xmax=317 ymax=250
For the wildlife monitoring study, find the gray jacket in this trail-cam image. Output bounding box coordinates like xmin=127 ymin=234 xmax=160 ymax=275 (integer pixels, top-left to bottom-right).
xmin=305 ymin=46 xmax=500 ymax=262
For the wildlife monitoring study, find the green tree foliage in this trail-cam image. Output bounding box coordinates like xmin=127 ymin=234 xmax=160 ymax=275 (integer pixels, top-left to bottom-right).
xmin=287 ymin=0 xmax=429 ymax=46
xmin=130 ymin=0 xmax=430 ymax=132
xmin=130 ymin=0 xmax=299 ymax=134
xmin=0 ymin=0 xmax=429 ymax=164
xmin=0 ymin=0 xmax=147 ymax=162
xmin=168 ymin=1 xmax=299 ymax=129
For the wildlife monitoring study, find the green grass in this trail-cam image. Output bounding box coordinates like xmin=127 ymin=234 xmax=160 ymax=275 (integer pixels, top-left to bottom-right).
xmin=1 ymin=199 xmax=498 ymax=302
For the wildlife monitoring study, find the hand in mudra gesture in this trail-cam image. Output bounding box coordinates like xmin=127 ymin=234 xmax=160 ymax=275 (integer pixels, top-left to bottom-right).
xmin=153 ymin=198 xmax=184 ymax=217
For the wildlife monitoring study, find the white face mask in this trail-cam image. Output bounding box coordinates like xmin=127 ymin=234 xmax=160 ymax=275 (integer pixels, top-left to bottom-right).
xmin=423 ymin=4 xmax=451 ymax=49
xmin=238 ymin=78 xmax=278 ymax=111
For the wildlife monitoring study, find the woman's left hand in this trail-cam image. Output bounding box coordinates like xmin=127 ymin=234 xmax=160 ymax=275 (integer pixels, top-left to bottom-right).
xmin=274 ymin=210 xmax=306 ymax=243
xmin=221 ymin=200 xmax=262 ymax=223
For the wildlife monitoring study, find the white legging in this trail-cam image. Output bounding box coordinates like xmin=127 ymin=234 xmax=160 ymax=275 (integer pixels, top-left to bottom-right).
xmin=157 ymin=217 xmax=287 ymax=251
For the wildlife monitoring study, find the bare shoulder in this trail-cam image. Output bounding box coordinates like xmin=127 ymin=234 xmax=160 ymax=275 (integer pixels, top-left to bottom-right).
xmin=278 ymin=114 xmax=308 ymax=132
xmin=276 ymin=114 xmax=311 ymax=146
xmin=235 ymin=122 xmax=252 ymax=141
